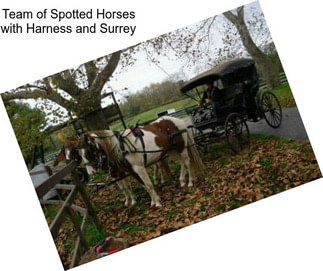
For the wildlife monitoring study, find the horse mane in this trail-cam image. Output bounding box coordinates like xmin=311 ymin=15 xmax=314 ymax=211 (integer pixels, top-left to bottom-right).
xmin=85 ymin=130 xmax=124 ymax=165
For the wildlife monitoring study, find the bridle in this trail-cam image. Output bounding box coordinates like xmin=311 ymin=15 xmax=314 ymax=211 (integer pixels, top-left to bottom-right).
xmin=84 ymin=141 xmax=107 ymax=170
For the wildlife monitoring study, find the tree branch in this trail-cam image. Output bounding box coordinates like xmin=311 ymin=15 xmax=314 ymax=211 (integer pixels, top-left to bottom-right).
xmin=223 ymin=10 xmax=238 ymax=24
xmin=237 ymin=6 xmax=244 ymax=20
xmin=83 ymin=61 xmax=98 ymax=87
xmin=51 ymin=71 xmax=81 ymax=97
xmin=89 ymin=50 xmax=122 ymax=94
xmin=1 ymin=89 xmax=47 ymax=102
xmin=1 ymin=87 xmax=75 ymax=111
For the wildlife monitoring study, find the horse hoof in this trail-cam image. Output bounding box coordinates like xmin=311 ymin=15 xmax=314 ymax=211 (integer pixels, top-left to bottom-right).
xmin=180 ymin=182 xmax=185 ymax=187
xmin=188 ymin=182 xmax=193 ymax=187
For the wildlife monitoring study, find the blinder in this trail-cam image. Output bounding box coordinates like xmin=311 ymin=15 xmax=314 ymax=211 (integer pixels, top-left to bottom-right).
xmin=84 ymin=140 xmax=108 ymax=171
xmin=64 ymin=144 xmax=82 ymax=164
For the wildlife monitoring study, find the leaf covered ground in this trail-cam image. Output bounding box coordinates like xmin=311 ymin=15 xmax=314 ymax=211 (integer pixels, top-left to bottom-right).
xmin=46 ymin=135 xmax=321 ymax=269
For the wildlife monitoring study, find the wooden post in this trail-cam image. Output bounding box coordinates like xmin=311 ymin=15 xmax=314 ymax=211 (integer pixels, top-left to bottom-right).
xmin=56 ymin=190 xmax=89 ymax=251
xmin=35 ymin=161 xmax=104 ymax=267
xmin=70 ymin=210 xmax=88 ymax=269
xmin=31 ymin=146 xmax=37 ymax=168
xmin=71 ymin=170 xmax=104 ymax=232
xmin=111 ymin=92 xmax=127 ymax=129
xmin=40 ymin=143 xmax=45 ymax=164
xmin=50 ymin=186 xmax=78 ymax=238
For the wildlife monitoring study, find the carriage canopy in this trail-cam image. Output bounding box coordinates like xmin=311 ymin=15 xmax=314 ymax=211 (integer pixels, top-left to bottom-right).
xmin=180 ymin=58 xmax=257 ymax=93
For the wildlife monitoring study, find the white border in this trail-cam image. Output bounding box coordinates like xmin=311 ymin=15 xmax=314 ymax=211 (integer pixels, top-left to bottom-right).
xmin=0 ymin=1 xmax=322 ymax=271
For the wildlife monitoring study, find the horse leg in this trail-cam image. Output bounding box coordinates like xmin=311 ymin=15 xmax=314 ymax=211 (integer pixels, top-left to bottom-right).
xmin=121 ymin=179 xmax=136 ymax=206
xmin=169 ymin=152 xmax=186 ymax=187
xmin=180 ymin=149 xmax=195 ymax=187
xmin=159 ymin=164 xmax=165 ymax=184
xmin=179 ymin=160 xmax=187 ymax=187
xmin=153 ymin=164 xmax=159 ymax=185
xmin=132 ymin=165 xmax=162 ymax=207
xmin=160 ymin=159 xmax=171 ymax=184
xmin=116 ymin=181 xmax=130 ymax=207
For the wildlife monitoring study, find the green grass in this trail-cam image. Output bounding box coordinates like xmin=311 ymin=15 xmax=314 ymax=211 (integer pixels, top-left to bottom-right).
xmin=260 ymin=157 xmax=273 ymax=169
xmin=44 ymin=207 xmax=106 ymax=248
xmin=270 ymin=82 xmax=295 ymax=108
xmin=117 ymin=222 xmax=154 ymax=235
xmin=83 ymin=220 xmax=107 ymax=246
xmin=110 ymin=82 xmax=294 ymax=131
xmin=227 ymin=199 xmax=243 ymax=209
xmin=165 ymin=210 xmax=179 ymax=221
xmin=110 ymin=98 xmax=196 ymax=130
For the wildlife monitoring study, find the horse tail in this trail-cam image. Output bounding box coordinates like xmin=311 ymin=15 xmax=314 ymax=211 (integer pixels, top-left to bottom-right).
xmin=186 ymin=129 xmax=205 ymax=179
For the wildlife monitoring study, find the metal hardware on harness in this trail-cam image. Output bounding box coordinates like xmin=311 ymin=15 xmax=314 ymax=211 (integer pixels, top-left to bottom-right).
xmin=168 ymin=129 xmax=187 ymax=140
xmin=112 ymin=127 xmax=192 ymax=169
xmin=129 ymin=125 xmax=147 ymax=167
xmin=113 ymin=131 xmax=129 ymax=156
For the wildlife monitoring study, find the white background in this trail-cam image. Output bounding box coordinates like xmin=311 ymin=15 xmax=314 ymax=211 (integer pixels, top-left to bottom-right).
xmin=0 ymin=0 xmax=322 ymax=270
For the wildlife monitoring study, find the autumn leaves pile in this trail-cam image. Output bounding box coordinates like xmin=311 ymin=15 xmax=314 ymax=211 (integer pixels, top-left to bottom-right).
xmin=48 ymin=136 xmax=321 ymax=268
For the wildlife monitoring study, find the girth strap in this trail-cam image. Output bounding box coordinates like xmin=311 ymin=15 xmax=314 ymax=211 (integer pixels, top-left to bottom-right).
xmin=113 ymin=131 xmax=128 ymax=156
xmin=138 ymin=133 xmax=147 ymax=167
xmin=129 ymin=125 xmax=147 ymax=167
xmin=114 ymin=128 xmax=148 ymax=167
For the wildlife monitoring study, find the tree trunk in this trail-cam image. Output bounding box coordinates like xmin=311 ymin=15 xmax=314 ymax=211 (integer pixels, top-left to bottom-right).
xmin=81 ymin=108 xmax=109 ymax=131
xmin=223 ymin=7 xmax=280 ymax=88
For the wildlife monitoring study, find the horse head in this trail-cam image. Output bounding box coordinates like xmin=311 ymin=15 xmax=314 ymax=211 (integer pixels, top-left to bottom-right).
xmin=75 ymin=133 xmax=111 ymax=175
xmin=53 ymin=146 xmax=67 ymax=166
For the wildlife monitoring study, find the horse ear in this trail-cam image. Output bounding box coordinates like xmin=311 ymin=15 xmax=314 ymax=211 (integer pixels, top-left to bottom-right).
xmin=83 ymin=133 xmax=91 ymax=144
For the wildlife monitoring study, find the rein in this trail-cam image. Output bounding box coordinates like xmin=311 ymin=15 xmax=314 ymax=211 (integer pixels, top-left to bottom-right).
xmin=82 ymin=127 xmax=195 ymax=172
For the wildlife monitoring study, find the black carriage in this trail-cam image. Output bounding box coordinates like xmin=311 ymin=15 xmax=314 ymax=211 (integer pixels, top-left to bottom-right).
xmin=180 ymin=58 xmax=282 ymax=153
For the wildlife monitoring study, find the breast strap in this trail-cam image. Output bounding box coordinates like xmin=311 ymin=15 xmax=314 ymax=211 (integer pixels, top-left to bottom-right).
xmin=113 ymin=129 xmax=147 ymax=167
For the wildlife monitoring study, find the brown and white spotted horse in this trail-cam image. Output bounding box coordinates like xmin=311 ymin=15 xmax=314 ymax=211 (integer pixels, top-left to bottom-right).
xmin=63 ymin=116 xmax=204 ymax=207
xmin=54 ymin=141 xmax=137 ymax=207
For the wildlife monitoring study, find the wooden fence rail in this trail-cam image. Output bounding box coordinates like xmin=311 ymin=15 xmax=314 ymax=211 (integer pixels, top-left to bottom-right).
xmin=35 ymin=161 xmax=104 ymax=269
xmin=259 ymin=72 xmax=288 ymax=90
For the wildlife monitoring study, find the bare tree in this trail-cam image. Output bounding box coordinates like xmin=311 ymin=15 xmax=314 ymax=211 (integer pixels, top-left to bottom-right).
xmin=1 ymin=4 xmax=278 ymax=130
xmin=223 ymin=6 xmax=280 ymax=87
xmin=1 ymin=25 xmax=208 ymax=130
xmin=1 ymin=49 xmax=137 ymax=130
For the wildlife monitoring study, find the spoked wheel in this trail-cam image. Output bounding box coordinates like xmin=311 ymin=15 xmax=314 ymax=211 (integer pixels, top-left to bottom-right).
xmin=76 ymin=167 xmax=89 ymax=183
xmin=225 ymin=113 xmax=250 ymax=154
xmin=189 ymin=126 xmax=208 ymax=154
xmin=260 ymin=91 xmax=282 ymax=128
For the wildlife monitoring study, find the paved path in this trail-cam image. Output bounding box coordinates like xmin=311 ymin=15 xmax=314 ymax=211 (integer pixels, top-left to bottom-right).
xmin=247 ymin=107 xmax=308 ymax=141
xmin=184 ymin=107 xmax=308 ymax=141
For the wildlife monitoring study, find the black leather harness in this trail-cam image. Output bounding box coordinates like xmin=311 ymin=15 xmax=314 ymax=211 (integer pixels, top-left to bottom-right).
xmin=112 ymin=126 xmax=187 ymax=168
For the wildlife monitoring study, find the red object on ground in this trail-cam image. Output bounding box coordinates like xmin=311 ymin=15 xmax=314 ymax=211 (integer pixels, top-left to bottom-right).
xmin=107 ymin=247 xmax=120 ymax=254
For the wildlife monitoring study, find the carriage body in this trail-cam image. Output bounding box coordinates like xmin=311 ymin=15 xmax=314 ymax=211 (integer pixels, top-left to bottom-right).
xmin=181 ymin=58 xmax=260 ymax=125
xmin=180 ymin=58 xmax=282 ymax=153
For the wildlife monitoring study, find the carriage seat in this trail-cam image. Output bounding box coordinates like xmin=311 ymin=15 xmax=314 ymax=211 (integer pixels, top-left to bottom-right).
xmin=221 ymin=84 xmax=243 ymax=106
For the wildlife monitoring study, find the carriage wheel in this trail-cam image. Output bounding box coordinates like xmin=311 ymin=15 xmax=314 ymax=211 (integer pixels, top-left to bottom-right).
xmin=189 ymin=126 xmax=208 ymax=154
xmin=225 ymin=113 xmax=250 ymax=154
xmin=76 ymin=167 xmax=89 ymax=183
xmin=260 ymin=91 xmax=282 ymax=128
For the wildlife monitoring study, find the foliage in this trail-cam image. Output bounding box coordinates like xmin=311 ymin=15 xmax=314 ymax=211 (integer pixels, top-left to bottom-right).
xmin=119 ymin=79 xmax=184 ymax=117
xmin=5 ymin=101 xmax=46 ymax=164
xmin=112 ymin=81 xmax=294 ymax=131
xmin=1 ymin=2 xmax=278 ymax=131
xmin=270 ymin=82 xmax=295 ymax=108
xmin=111 ymin=98 xmax=196 ymax=130
xmin=49 ymin=136 xmax=320 ymax=268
